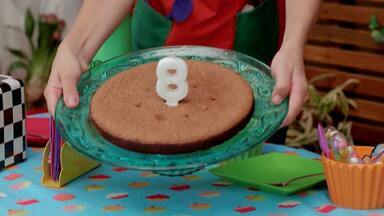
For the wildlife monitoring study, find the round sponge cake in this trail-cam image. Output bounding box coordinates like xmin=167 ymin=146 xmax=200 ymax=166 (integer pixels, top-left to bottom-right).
xmin=90 ymin=60 xmax=254 ymax=154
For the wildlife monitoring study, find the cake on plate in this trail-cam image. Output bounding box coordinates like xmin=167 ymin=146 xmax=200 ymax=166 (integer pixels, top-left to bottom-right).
xmin=90 ymin=60 xmax=254 ymax=154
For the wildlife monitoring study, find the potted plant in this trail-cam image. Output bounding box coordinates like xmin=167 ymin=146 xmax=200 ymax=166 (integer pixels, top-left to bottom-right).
xmin=369 ymin=16 xmax=384 ymax=43
xmin=286 ymin=74 xmax=358 ymax=151
xmin=6 ymin=9 xmax=65 ymax=109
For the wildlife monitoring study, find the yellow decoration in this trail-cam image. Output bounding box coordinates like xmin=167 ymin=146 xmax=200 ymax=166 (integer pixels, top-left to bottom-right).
xmin=41 ymin=141 xmax=100 ymax=188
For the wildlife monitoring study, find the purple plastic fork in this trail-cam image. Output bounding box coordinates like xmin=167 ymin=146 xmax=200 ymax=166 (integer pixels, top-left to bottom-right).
xmin=317 ymin=123 xmax=330 ymax=158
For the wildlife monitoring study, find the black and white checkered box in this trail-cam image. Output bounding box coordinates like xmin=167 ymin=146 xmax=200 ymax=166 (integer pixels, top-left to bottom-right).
xmin=0 ymin=75 xmax=26 ymax=169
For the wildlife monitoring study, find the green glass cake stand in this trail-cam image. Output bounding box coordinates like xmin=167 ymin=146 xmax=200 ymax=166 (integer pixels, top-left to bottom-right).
xmin=55 ymin=46 xmax=288 ymax=176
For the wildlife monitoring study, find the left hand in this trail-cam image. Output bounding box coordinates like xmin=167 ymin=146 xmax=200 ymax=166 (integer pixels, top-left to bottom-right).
xmin=270 ymin=46 xmax=308 ymax=127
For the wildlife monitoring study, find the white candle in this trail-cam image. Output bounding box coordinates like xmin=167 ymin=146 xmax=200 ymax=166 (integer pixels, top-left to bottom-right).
xmin=156 ymin=56 xmax=189 ymax=107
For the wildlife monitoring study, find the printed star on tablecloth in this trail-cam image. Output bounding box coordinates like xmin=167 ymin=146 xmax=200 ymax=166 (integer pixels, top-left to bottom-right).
xmin=85 ymin=184 xmax=105 ymax=191
xmin=183 ymin=175 xmax=200 ymax=180
xmin=128 ymin=181 xmax=150 ymax=188
xmin=169 ymin=184 xmax=191 ymax=191
xmin=190 ymin=202 xmax=211 ymax=210
xmin=144 ymin=206 xmax=167 ymax=213
xmin=245 ymin=195 xmax=264 ymax=201
xmin=7 ymin=209 xmax=29 ymax=216
xmin=106 ymin=192 xmax=128 ymax=199
xmin=112 ymin=167 xmax=128 ymax=172
xmin=211 ymin=181 xmax=232 ymax=187
xmin=0 ymin=191 xmax=8 ymax=199
xmin=140 ymin=171 xmax=159 ymax=178
xmin=277 ymin=200 xmax=300 ymax=208
xmin=63 ymin=204 xmax=87 ymax=212
xmin=88 ymin=174 xmax=111 ymax=180
xmin=234 ymin=206 xmax=256 ymax=213
xmin=53 ymin=193 xmax=76 ymax=201
xmin=16 ymin=199 xmax=39 ymax=206
xmin=10 ymin=181 xmax=32 ymax=190
xmin=199 ymin=191 xmax=220 ymax=198
xmin=104 ymin=204 xmax=125 ymax=212
xmin=146 ymin=194 xmax=170 ymax=201
xmin=4 ymin=173 xmax=22 ymax=181
xmin=315 ymin=204 xmax=337 ymax=214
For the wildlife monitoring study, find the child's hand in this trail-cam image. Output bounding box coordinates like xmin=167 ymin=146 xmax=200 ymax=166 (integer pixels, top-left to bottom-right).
xmin=42 ymin=0 xmax=134 ymax=116
xmin=44 ymin=42 xmax=88 ymax=116
xmin=270 ymin=46 xmax=308 ymax=127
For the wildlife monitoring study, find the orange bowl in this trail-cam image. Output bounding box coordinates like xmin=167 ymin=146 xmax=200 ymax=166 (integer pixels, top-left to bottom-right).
xmin=322 ymin=146 xmax=384 ymax=209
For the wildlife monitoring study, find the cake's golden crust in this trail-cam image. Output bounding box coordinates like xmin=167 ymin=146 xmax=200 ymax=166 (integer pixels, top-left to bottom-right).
xmin=90 ymin=60 xmax=254 ymax=154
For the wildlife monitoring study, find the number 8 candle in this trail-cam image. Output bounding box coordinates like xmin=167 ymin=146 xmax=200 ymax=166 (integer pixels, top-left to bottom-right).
xmin=156 ymin=56 xmax=189 ymax=107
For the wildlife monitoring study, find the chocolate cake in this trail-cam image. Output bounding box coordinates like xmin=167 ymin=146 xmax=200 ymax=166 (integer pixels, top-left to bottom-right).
xmin=90 ymin=60 xmax=254 ymax=154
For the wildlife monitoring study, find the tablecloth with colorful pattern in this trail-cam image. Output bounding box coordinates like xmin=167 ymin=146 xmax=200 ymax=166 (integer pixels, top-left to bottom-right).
xmin=1 ymin=144 xmax=383 ymax=216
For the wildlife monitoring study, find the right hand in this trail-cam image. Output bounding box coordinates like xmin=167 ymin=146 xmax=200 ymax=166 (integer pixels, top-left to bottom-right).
xmin=44 ymin=41 xmax=88 ymax=116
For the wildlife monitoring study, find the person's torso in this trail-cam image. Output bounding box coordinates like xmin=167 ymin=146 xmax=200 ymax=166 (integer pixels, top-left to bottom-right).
xmin=131 ymin=0 xmax=283 ymax=64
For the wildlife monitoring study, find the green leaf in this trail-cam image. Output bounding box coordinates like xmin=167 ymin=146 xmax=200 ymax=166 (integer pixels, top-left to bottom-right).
xmin=337 ymin=121 xmax=354 ymax=145
xmin=371 ymin=30 xmax=384 ymax=43
xmin=308 ymin=73 xmax=334 ymax=84
xmin=320 ymin=93 xmax=336 ymax=115
xmin=369 ymin=16 xmax=379 ymax=30
xmin=7 ymin=61 xmax=29 ymax=74
xmin=308 ymin=85 xmax=321 ymax=106
xmin=287 ymin=129 xmax=302 ymax=137
xmin=339 ymin=78 xmax=359 ymax=90
xmin=6 ymin=47 xmax=28 ymax=60
xmin=347 ymin=99 xmax=358 ymax=109
xmin=38 ymin=18 xmax=59 ymax=50
xmin=25 ymin=9 xmax=35 ymax=39
xmin=300 ymin=111 xmax=313 ymax=134
xmin=338 ymin=92 xmax=350 ymax=117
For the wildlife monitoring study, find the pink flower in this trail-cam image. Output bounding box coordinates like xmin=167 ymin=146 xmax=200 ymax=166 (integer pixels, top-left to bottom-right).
xmin=58 ymin=20 xmax=66 ymax=30
xmin=45 ymin=14 xmax=58 ymax=23
xmin=52 ymin=31 xmax=61 ymax=40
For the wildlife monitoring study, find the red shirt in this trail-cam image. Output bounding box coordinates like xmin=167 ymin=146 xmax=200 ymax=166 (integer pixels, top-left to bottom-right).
xmin=147 ymin=0 xmax=285 ymax=50
xmin=148 ymin=0 xmax=249 ymax=49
